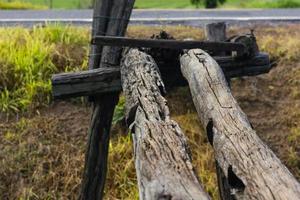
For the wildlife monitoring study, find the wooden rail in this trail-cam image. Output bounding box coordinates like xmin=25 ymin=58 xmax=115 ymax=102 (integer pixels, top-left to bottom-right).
xmin=92 ymin=35 xmax=247 ymax=54
xmin=121 ymin=48 xmax=211 ymax=199
xmin=178 ymin=22 xmax=300 ymax=200
xmin=52 ymin=53 xmax=270 ymax=99
xmin=180 ymin=48 xmax=300 ymax=200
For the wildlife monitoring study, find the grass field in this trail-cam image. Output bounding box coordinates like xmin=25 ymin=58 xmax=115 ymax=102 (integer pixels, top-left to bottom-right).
xmin=0 ymin=24 xmax=299 ymax=199
xmin=1 ymin=0 xmax=300 ymax=9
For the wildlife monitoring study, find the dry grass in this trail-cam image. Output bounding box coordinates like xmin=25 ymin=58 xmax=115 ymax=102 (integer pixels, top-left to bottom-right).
xmin=0 ymin=24 xmax=300 ymax=199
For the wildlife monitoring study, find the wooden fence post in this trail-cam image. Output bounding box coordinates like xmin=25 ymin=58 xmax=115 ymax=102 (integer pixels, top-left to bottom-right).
xmin=121 ymin=48 xmax=211 ymax=200
xmin=80 ymin=0 xmax=135 ymax=199
xmin=180 ymin=48 xmax=300 ymax=199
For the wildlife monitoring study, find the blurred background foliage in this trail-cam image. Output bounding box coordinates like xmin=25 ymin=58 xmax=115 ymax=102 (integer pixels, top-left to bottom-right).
xmin=0 ymin=0 xmax=300 ymax=9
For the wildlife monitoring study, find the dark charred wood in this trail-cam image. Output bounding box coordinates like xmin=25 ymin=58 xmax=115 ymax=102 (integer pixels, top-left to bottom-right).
xmin=92 ymin=35 xmax=247 ymax=54
xmin=79 ymin=1 xmax=135 ymax=200
xmin=52 ymin=68 xmax=121 ymax=99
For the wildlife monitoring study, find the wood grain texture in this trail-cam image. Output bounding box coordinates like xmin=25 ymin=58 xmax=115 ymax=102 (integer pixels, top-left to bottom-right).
xmin=204 ymin=22 xmax=233 ymax=199
xmin=121 ymin=48 xmax=211 ymax=200
xmin=80 ymin=0 xmax=135 ymax=199
xmin=180 ymin=48 xmax=300 ymax=200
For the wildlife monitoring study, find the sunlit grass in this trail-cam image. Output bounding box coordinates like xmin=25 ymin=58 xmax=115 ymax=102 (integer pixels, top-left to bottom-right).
xmin=0 ymin=25 xmax=89 ymax=114
xmin=0 ymin=0 xmax=46 ymax=9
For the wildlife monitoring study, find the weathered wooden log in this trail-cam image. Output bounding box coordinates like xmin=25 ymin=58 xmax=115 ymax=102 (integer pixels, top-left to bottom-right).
xmin=52 ymin=53 xmax=270 ymax=99
xmin=180 ymin=49 xmax=300 ymax=200
xmin=80 ymin=0 xmax=135 ymax=199
xmin=121 ymin=48 xmax=211 ymax=200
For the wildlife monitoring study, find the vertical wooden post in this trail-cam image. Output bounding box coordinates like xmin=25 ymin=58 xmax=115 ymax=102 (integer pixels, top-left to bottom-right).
xmin=80 ymin=0 xmax=135 ymax=199
xmin=205 ymin=22 xmax=227 ymax=42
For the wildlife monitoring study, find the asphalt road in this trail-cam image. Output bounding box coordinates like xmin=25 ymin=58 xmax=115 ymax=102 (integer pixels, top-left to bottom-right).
xmin=0 ymin=9 xmax=300 ymax=27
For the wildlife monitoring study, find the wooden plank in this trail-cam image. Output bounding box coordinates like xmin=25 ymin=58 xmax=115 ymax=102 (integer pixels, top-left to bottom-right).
xmin=52 ymin=68 xmax=120 ymax=99
xmin=79 ymin=0 xmax=135 ymax=200
xmin=51 ymin=53 xmax=270 ymax=99
xmin=92 ymin=35 xmax=247 ymax=54
xmin=121 ymin=48 xmax=211 ymax=200
xmin=180 ymin=48 xmax=300 ymax=200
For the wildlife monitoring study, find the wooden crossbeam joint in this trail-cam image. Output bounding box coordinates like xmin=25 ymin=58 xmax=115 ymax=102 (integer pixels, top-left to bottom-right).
xmin=51 ymin=53 xmax=271 ymax=99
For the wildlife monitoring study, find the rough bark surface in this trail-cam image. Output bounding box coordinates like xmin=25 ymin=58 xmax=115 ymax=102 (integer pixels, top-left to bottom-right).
xmin=180 ymin=49 xmax=300 ymax=200
xmin=121 ymin=48 xmax=211 ymax=200
xmin=80 ymin=0 xmax=135 ymax=199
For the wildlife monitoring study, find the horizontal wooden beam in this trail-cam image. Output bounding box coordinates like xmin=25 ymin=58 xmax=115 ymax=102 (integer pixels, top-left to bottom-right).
xmin=52 ymin=53 xmax=271 ymax=99
xmin=92 ymin=36 xmax=247 ymax=54
xmin=52 ymin=67 xmax=121 ymax=99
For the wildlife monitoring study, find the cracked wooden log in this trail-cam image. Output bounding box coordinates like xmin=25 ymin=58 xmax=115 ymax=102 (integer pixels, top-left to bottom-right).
xmin=180 ymin=49 xmax=300 ymax=200
xmin=121 ymin=48 xmax=211 ymax=200
xmin=79 ymin=0 xmax=135 ymax=199
xmin=52 ymin=53 xmax=270 ymax=99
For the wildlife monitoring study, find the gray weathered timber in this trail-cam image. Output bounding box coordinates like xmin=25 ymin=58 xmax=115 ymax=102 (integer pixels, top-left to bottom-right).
xmin=121 ymin=48 xmax=211 ymax=200
xmin=52 ymin=68 xmax=120 ymax=99
xmin=51 ymin=53 xmax=270 ymax=99
xmin=79 ymin=0 xmax=135 ymax=199
xmin=205 ymin=22 xmax=232 ymax=199
xmin=180 ymin=49 xmax=300 ymax=200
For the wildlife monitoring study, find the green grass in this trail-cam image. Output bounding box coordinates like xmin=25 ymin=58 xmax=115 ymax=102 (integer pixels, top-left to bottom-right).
xmin=1 ymin=0 xmax=300 ymax=9
xmin=134 ymin=0 xmax=194 ymax=9
xmin=0 ymin=25 xmax=89 ymax=113
xmin=0 ymin=0 xmax=46 ymax=9
xmin=223 ymin=0 xmax=300 ymax=8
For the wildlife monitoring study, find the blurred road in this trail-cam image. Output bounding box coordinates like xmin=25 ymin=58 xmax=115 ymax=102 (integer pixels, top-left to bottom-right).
xmin=0 ymin=9 xmax=300 ymax=27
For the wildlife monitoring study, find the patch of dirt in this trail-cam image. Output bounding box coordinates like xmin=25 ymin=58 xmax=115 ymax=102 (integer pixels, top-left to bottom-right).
xmin=231 ymin=61 xmax=300 ymax=179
